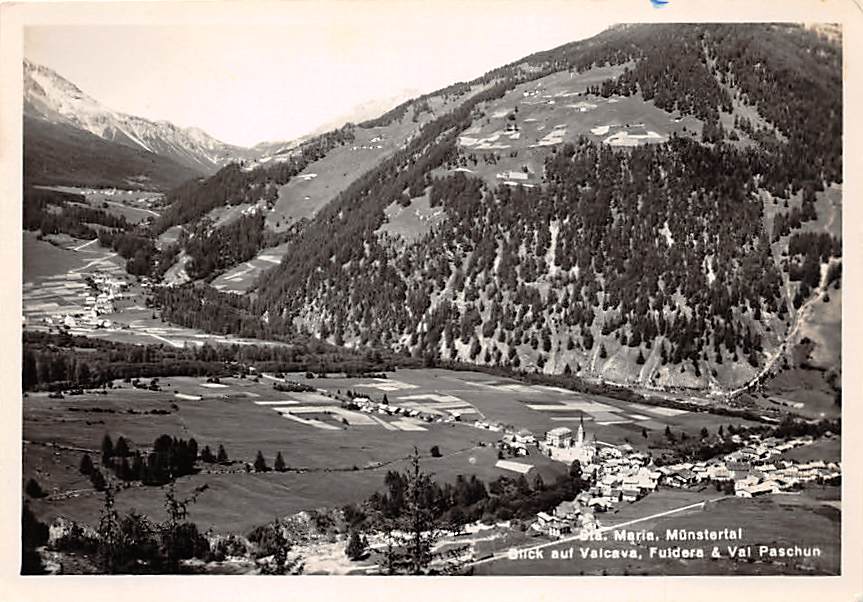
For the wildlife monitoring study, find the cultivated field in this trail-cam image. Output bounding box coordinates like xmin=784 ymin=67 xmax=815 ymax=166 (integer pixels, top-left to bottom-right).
xmin=210 ymin=241 xmax=292 ymax=293
xmin=265 ymin=83 xmax=490 ymax=234
xmin=22 ymin=372 xmax=531 ymax=534
xmin=434 ymin=65 xmax=702 ymax=191
xmin=23 ymin=232 xmax=287 ymax=348
xmin=377 ymin=190 xmax=446 ymax=245
xmin=289 ymin=368 xmax=763 ymax=450
xmin=22 ymin=367 xmax=764 ymax=536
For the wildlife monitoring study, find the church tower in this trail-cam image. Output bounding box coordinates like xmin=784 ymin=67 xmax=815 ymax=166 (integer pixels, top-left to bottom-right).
xmin=576 ymin=412 xmax=585 ymax=448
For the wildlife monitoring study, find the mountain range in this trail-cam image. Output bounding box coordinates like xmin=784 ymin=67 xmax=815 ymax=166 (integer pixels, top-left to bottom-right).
xmin=24 ymin=59 xmax=257 ymax=177
xmin=23 ymin=23 xmax=843 ymax=398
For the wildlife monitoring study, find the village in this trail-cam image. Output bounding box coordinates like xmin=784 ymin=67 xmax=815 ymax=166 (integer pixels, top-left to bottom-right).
xmin=23 ymin=268 xmax=131 ymax=335
xmin=499 ymin=421 xmax=840 ymax=543
xmin=328 ymin=384 xmax=840 ymax=551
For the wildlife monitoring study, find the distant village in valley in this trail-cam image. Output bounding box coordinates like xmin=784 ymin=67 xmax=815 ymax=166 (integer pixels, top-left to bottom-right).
xmin=337 ymin=388 xmax=840 ymax=547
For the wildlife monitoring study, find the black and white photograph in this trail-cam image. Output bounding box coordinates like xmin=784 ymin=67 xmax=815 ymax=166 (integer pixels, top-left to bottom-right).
xmin=2 ymin=0 xmax=861 ymax=598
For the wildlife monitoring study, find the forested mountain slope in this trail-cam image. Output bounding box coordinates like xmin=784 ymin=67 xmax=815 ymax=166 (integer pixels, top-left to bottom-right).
xmin=24 ymin=116 xmax=200 ymax=191
xmin=157 ymin=23 xmax=842 ymax=393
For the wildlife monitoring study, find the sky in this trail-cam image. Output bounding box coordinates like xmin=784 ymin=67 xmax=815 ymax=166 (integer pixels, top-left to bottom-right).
xmin=23 ymin=2 xmax=612 ymax=147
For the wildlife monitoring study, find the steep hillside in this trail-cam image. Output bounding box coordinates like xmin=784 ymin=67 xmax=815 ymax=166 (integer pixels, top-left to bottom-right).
xmin=156 ymin=23 xmax=842 ymax=394
xmin=155 ymin=80 xmax=490 ymax=285
xmin=24 ymin=59 xmax=257 ymax=174
xmin=23 ymin=116 xmax=200 ymax=191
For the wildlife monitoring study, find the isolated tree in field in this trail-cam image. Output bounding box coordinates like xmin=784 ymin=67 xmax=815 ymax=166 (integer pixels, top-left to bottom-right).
xmin=274 ymin=452 xmax=286 ymax=472
xmin=700 ymin=427 xmax=709 ymax=439
xmin=382 ymin=394 xmax=389 ymax=406
xmin=599 ymin=343 xmax=608 ymax=359
xmin=345 ymin=530 xmax=367 ymax=560
xmin=101 ymin=434 xmax=114 ymax=465
xmin=642 ymin=427 xmax=648 ymax=439
xmin=80 ymin=453 xmax=95 ymax=476
xmin=636 ymin=350 xmax=646 ymax=365
xmin=429 ymin=445 xmax=441 ymax=458
xmin=664 ymin=425 xmax=675 ymax=443
xmin=254 ymin=451 xmax=269 ymax=472
xmin=217 ymin=445 xmax=229 ymax=464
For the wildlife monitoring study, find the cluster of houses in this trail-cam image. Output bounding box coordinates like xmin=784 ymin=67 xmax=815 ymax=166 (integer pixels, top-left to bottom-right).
xmin=348 ymin=395 xmax=439 ymax=423
xmin=657 ymin=433 xmax=841 ymax=496
xmin=523 ymin=424 xmax=840 ymax=539
xmin=531 ymin=442 xmax=662 ymax=538
xmin=26 ymin=271 xmax=128 ymax=334
xmin=499 ymin=428 xmax=536 ymax=456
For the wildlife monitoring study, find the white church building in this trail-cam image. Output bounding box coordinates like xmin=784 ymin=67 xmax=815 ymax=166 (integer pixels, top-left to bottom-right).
xmin=541 ymin=415 xmax=597 ymax=465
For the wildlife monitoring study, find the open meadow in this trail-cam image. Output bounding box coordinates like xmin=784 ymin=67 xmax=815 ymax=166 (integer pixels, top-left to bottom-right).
xmin=22 ymin=367 xmax=768 ymax=536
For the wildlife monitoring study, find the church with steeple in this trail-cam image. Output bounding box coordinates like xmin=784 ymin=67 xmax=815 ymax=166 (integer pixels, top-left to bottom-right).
xmin=541 ymin=412 xmax=597 ymax=465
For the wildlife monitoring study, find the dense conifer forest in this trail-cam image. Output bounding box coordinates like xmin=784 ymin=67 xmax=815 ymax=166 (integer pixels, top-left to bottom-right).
xmin=142 ymin=24 xmax=842 ymax=383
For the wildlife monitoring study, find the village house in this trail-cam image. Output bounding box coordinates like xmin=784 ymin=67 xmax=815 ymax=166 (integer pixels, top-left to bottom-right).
xmin=547 ymin=519 xmax=572 ymax=538
xmin=554 ymin=500 xmax=579 ymax=521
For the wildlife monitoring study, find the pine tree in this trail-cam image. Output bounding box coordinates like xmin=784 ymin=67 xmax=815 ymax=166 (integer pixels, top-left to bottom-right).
xmin=131 ymin=453 xmax=144 ymax=481
xmin=80 ymin=453 xmax=94 ymax=476
xmin=101 ymin=434 xmax=114 ymax=466
xmin=201 ymin=445 xmax=214 ymax=463
xmin=117 ymin=457 xmax=132 ymax=481
xmin=254 ymin=451 xmax=269 ymax=472
xmin=274 ymin=452 xmax=286 ymax=472
xmin=114 ymin=436 xmax=129 ymax=458
xmin=377 ymin=448 xmax=471 ymax=575
xmin=217 ymin=445 xmax=229 ymax=464
xmin=90 ymin=468 xmax=107 ymax=491
xmin=345 ymin=530 xmax=366 ymax=560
